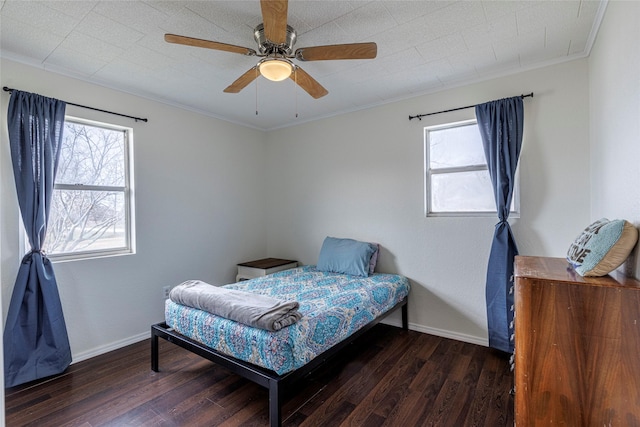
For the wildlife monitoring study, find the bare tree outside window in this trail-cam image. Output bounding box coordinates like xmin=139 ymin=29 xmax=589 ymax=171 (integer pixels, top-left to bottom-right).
xmin=44 ymin=119 xmax=133 ymax=258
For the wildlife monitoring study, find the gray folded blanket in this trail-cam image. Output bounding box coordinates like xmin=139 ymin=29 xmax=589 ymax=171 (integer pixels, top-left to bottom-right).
xmin=169 ymin=280 xmax=302 ymax=331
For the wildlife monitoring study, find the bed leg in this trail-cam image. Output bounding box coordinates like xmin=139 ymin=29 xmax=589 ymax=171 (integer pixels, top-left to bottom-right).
xmin=268 ymin=379 xmax=282 ymax=427
xmin=402 ymin=303 xmax=408 ymax=331
xmin=151 ymin=326 xmax=159 ymax=372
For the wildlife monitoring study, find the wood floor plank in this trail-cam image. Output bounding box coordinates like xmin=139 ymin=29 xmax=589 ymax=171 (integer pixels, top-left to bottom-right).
xmin=341 ymin=352 xmax=424 ymax=424
xmin=6 ymin=341 xmax=197 ymax=423
xmin=371 ymin=356 xmax=425 ymax=419
xmin=97 ymin=405 xmax=171 ymax=427
xmin=413 ymin=332 xmax=444 ymax=362
xmin=147 ymin=367 xmax=232 ymax=425
xmin=19 ymin=351 xmax=212 ymax=426
xmin=421 ymin=378 xmax=463 ymax=426
xmin=5 ymin=325 xmax=513 ymax=426
xmin=295 ymin=333 xmax=412 ymax=419
xmin=379 ymin=389 xmax=425 ymax=427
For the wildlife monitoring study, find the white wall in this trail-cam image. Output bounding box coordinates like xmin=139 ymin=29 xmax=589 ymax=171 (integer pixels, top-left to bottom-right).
xmin=266 ymin=59 xmax=591 ymax=344
xmin=589 ymin=0 xmax=640 ymax=279
xmin=1 ymin=59 xmax=268 ymax=361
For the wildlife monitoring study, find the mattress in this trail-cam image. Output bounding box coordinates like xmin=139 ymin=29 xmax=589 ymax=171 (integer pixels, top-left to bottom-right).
xmin=165 ymin=265 xmax=410 ymax=374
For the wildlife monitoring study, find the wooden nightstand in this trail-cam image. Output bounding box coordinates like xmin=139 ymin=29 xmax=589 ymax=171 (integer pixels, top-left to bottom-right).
xmin=236 ymin=258 xmax=298 ymax=281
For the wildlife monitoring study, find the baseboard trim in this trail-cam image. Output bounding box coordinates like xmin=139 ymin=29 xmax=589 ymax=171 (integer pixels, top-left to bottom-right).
xmin=410 ymin=323 xmax=488 ymax=347
xmin=72 ymin=322 xmax=487 ymax=365
xmin=382 ymin=318 xmax=488 ymax=347
xmin=71 ymin=331 xmax=151 ymax=364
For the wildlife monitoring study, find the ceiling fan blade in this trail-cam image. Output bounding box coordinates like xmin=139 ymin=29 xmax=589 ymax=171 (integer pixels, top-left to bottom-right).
xmin=165 ymin=34 xmax=256 ymax=56
xmin=295 ymin=42 xmax=377 ymax=61
xmin=224 ymin=67 xmax=260 ymax=93
xmin=290 ymin=67 xmax=328 ymax=99
xmin=260 ymin=0 xmax=288 ymax=44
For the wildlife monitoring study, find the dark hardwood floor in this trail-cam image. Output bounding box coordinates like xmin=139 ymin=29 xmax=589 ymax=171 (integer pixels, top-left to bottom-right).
xmin=6 ymin=324 xmax=514 ymax=426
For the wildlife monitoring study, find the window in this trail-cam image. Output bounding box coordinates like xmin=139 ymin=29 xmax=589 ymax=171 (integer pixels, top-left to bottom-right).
xmin=44 ymin=117 xmax=134 ymax=260
xmin=424 ymin=119 xmax=518 ymax=217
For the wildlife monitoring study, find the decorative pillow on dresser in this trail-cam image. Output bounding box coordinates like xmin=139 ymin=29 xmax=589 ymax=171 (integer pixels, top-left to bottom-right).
xmin=566 ymin=218 xmax=638 ymax=276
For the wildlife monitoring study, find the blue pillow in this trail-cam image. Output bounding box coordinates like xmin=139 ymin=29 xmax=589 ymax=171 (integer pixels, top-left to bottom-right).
xmin=317 ymin=237 xmax=377 ymax=277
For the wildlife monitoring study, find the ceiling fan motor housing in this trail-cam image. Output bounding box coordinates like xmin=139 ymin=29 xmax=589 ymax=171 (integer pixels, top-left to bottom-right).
xmin=254 ymin=23 xmax=297 ymax=55
xmin=165 ymin=0 xmax=375 ymax=99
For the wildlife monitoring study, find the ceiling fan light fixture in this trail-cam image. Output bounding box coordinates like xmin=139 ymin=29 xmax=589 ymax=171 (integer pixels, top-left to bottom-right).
xmin=258 ymin=58 xmax=293 ymax=82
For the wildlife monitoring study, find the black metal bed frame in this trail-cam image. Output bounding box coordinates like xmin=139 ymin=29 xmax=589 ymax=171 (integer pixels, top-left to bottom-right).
xmin=151 ymin=296 xmax=408 ymax=427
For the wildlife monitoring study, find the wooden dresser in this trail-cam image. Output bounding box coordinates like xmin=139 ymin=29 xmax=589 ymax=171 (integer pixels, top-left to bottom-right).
xmin=514 ymin=256 xmax=640 ymax=425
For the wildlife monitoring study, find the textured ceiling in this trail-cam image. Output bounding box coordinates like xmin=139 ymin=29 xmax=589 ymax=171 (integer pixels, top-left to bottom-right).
xmin=0 ymin=0 xmax=606 ymax=130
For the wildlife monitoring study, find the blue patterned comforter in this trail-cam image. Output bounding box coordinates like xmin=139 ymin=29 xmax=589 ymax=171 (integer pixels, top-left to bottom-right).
xmin=165 ymin=265 xmax=410 ymax=374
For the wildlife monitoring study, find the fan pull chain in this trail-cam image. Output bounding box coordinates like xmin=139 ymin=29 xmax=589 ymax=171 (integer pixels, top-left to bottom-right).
xmin=255 ymin=67 xmax=259 ymax=116
xmin=294 ymin=68 xmax=298 ymax=118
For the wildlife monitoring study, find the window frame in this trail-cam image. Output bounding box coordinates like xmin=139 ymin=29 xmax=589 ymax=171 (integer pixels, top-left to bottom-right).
xmin=45 ymin=116 xmax=136 ymax=262
xmin=424 ymin=119 xmax=520 ymax=218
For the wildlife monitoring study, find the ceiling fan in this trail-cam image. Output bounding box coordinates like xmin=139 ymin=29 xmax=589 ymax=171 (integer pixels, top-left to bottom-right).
xmin=164 ymin=0 xmax=377 ymax=99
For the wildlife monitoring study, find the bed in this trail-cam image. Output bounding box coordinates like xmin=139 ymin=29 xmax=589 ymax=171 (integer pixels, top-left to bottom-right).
xmin=151 ymin=257 xmax=410 ymax=426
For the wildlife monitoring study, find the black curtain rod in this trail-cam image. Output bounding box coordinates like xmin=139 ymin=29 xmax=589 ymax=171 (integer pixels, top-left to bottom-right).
xmin=3 ymin=86 xmax=148 ymax=123
xmin=409 ymin=92 xmax=534 ymax=121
